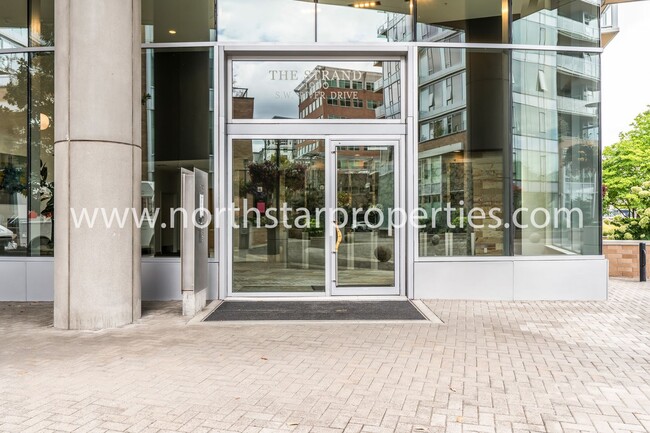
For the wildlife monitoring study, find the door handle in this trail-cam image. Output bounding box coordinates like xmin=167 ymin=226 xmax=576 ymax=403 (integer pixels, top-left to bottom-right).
xmin=334 ymin=222 xmax=343 ymax=253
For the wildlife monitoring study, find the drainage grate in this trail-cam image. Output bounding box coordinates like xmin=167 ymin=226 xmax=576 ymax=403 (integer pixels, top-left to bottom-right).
xmin=204 ymin=300 xmax=427 ymax=321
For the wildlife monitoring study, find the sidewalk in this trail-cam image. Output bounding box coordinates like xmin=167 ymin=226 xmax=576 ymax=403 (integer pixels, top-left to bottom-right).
xmin=1 ymin=279 xmax=650 ymax=433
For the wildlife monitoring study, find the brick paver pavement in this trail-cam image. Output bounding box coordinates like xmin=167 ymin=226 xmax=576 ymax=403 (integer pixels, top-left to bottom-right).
xmin=2 ymin=278 xmax=650 ymax=433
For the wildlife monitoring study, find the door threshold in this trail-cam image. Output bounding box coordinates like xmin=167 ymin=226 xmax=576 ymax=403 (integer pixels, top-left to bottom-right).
xmin=223 ymin=295 xmax=408 ymax=302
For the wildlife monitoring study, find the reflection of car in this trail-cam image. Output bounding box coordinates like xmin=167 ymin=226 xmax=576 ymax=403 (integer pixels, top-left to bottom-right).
xmin=6 ymin=217 xmax=53 ymax=252
xmin=351 ymin=222 xmax=371 ymax=232
xmin=0 ymin=225 xmax=15 ymax=250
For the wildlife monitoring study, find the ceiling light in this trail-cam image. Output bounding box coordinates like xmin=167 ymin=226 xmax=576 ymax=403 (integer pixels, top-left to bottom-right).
xmin=168 ymin=29 xmax=177 ymax=35
xmin=350 ymin=1 xmax=381 ymax=8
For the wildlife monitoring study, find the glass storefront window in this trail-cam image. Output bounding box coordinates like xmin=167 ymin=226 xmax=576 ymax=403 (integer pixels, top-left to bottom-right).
xmin=417 ymin=48 xmax=509 ymax=257
xmin=218 ymin=0 xmax=315 ymax=43
xmin=231 ymin=60 xmax=400 ymax=120
xmin=0 ymin=52 xmax=54 ymax=256
xmin=317 ymin=0 xmax=411 ymax=42
xmin=417 ymin=0 xmax=507 ymax=43
xmin=512 ymin=0 xmax=600 ymax=47
xmin=142 ymin=0 xmax=216 ymax=43
xmin=0 ymin=0 xmax=54 ymax=47
xmin=142 ymin=47 xmax=215 ymax=257
xmin=512 ymin=50 xmax=600 ymax=255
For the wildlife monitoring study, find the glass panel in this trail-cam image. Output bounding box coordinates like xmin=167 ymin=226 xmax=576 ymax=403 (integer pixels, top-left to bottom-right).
xmin=0 ymin=53 xmax=28 ymax=256
xmin=142 ymin=0 xmax=216 ymax=43
xmin=0 ymin=0 xmax=54 ymax=47
xmin=417 ymin=48 xmax=509 ymax=257
xmin=317 ymin=0 xmax=412 ymax=42
xmin=512 ymin=0 xmax=600 ymax=47
xmin=0 ymin=52 xmax=53 ymax=257
xmin=29 ymin=0 xmax=54 ymax=47
xmin=231 ymin=60 xmax=400 ymax=120
xmin=141 ymin=47 xmax=214 ymax=257
xmin=513 ymin=50 xmax=600 ymax=255
xmin=335 ymin=145 xmax=395 ymax=288
xmin=417 ymin=0 xmax=506 ymax=43
xmin=232 ymin=139 xmax=326 ymax=293
xmin=28 ymin=52 xmax=54 ymax=256
xmin=218 ymin=0 xmax=315 ymax=43
xmin=0 ymin=0 xmax=28 ymax=47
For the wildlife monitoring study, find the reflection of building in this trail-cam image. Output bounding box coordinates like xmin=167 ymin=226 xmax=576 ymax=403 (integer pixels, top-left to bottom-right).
xmin=295 ymin=66 xmax=382 ymax=120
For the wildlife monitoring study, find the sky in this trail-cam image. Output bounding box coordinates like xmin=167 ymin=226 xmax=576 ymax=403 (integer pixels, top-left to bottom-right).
xmin=601 ymin=1 xmax=650 ymax=147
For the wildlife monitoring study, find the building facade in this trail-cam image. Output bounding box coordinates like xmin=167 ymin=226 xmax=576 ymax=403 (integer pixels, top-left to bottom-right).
xmin=0 ymin=0 xmax=608 ymax=329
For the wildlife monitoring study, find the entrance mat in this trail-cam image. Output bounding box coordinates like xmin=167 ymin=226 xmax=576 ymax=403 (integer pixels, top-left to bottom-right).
xmin=236 ymin=286 xmax=325 ymax=293
xmin=204 ymin=300 xmax=427 ymax=321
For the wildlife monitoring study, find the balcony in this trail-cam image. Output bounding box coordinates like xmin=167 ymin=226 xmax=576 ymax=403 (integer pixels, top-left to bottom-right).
xmin=557 ymin=96 xmax=599 ymax=117
xmin=373 ymin=77 xmax=384 ymax=92
xmin=374 ymin=105 xmax=386 ymax=119
xmin=557 ymin=15 xmax=599 ymax=42
xmin=557 ymin=54 xmax=599 ymax=80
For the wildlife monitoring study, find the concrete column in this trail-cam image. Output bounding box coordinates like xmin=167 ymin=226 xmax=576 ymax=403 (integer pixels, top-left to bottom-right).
xmin=54 ymin=0 xmax=141 ymax=329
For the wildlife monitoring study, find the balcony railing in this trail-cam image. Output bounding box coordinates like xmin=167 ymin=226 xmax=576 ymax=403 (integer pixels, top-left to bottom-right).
xmin=557 ymin=54 xmax=600 ymax=80
xmin=557 ymin=15 xmax=599 ymax=41
xmin=557 ymin=96 xmax=599 ymax=117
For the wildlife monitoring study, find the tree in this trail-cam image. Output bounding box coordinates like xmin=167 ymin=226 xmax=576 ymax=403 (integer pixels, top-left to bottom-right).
xmin=602 ymin=108 xmax=650 ymax=217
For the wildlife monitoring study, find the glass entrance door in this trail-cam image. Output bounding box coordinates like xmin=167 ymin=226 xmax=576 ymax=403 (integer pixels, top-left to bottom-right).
xmin=329 ymin=141 xmax=399 ymax=295
xmin=229 ymin=138 xmax=400 ymax=296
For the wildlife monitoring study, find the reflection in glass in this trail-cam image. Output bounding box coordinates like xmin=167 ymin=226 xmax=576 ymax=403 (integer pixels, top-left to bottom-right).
xmin=232 ymin=61 xmax=399 ymax=120
xmin=0 ymin=52 xmax=54 ymax=256
xmin=416 ymin=0 xmax=506 ymax=43
xmin=232 ymin=139 xmax=326 ymax=293
xmin=513 ymin=50 xmax=600 ymax=255
xmin=335 ymin=145 xmax=395 ymax=288
xmin=142 ymin=0 xmax=216 ymax=43
xmin=317 ymin=0 xmax=411 ymax=42
xmin=218 ymin=0 xmax=315 ymax=43
xmin=141 ymin=48 xmax=214 ymax=257
xmin=512 ymin=0 xmax=600 ymax=47
xmin=417 ymin=48 xmax=509 ymax=257
xmin=0 ymin=0 xmax=54 ymax=47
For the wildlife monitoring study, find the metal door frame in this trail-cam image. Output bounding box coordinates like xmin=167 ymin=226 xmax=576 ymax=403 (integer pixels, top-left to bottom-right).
xmin=328 ymin=138 xmax=403 ymax=296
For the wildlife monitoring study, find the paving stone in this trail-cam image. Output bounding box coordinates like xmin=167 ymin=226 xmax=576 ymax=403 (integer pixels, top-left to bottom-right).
xmin=1 ymin=279 xmax=650 ymax=433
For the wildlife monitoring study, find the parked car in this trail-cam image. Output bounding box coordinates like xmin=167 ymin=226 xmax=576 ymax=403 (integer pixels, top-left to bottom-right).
xmin=0 ymin=224 xmax=15 ymax=251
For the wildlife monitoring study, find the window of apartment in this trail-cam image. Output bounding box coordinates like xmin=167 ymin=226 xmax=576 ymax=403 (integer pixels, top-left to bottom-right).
xmin=367 ymin=100 xmax=380 ymax=110
xmin=352 ymin=81 xmax=363 ymax=90
xmin=339 ymin=80 xmax=351 ymax=89
xmin=353 ymin=99 xmax=363 ymax=108
xmin=327 ymin=97 xmax=338 ymax=106
xmin=340 ymin=98 xmax=351 ymax=107
xmin=365 ymin=82 xmax=374 ymax=91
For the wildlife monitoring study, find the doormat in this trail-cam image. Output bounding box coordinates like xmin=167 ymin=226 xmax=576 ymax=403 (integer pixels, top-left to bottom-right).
xmin=204 ymin=300 xmax=427 ymax=321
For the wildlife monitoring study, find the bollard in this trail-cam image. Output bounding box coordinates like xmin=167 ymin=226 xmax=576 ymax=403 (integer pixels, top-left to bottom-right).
xmin=641 ymin=242 xmax=647 ymax=282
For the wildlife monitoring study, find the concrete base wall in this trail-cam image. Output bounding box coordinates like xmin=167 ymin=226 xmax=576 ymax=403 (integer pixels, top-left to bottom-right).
xmin=1 ymin=259 xmax=219 ymax=302
xmin=413 ymin=257 xmax=609 ymax=300
xmin=2 ymin=258 xmax=608 ymax=302
xmin=603 ymin=240 xmax=648 ymax=279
